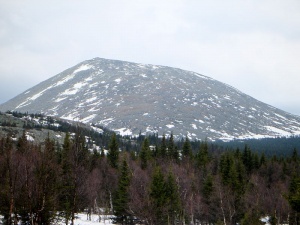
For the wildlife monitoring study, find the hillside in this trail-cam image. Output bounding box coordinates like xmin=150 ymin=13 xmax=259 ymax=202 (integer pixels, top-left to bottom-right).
xmin=1 ymin=58 xmax=300 ymax=140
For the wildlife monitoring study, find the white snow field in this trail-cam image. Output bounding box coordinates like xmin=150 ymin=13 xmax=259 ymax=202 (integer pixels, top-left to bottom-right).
xmin=57 ymin=213 xmax=115 ymax=225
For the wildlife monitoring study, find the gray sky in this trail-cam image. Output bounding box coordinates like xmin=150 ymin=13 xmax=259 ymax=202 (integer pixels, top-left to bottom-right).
xmin=1 ymin=0 xmax=300 ymax=115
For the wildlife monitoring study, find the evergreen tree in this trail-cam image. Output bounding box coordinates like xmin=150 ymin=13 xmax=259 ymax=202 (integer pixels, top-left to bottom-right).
xmin=1 ymin=136 xmax=17 ymax=225
xmin=253 ymin=152 xmax=260 ymax=170
xmin=219 ymin=153 xmax=235 ymax=186
xmin=34 ymin=135 xmax=58 ymax=224
xmin=288 ymin=175 xmax=300 ymax=223
xmin=196 ymin=140 xmax=209 ymax=168
xmin=107 ymin=133 xmax=119 ymax=169
xmin=235 ymin=159 xmax=246 ymax=196
xmin=182 ymin=135 xmax=192 ymax=159
xmin=59 ymin=130 xmax=88 ymax=225
xmin=16 ymin=130 xmax=28 ymax=153
xmin=165 ymin=171 xmax=181 ymax=224
xmin=292 ymin=148 xmax=299 ymax=162
xmin=242 ymin=145 xmax=253 ymax=174
xmin=150 ymin=167 xmax=167 ymax=224
xmin=202 ymin=174 xmax=214 ymax=202
xmin=113 ymin=159 xmax=131 ymax=224
xmin=59 ymin=132 xmax=73 ymax=225
xmin=160 ymin=134 xmax=167 ymax=158
xmin=260 ymin=152 xmax=266 ymax=167
xmin=140 ymin=138 xmax=151 ymax=170
xmin=168 ymin=133 xmax=175 ymax=158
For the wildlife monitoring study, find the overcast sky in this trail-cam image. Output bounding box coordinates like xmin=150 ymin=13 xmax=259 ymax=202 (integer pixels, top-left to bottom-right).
xmin=1 ymin=0 xmax=300 ymax=115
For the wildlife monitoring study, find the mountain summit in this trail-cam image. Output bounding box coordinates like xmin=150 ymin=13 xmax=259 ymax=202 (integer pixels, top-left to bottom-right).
xmin=1 ymin=57 xmax=300 ymax=140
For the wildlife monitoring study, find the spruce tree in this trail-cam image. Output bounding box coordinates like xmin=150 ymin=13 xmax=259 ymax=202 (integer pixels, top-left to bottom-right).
xmin=260 ymin=152 xmax=266 ymax=166
xmin=165 ymin=171 xmax=181 ymax=224
xmin=113 ymin=159 xmax=131 ymax=224
xmin=242 ymin=145 xmax=253 ymax=174
xmin=182 ymin=135 xmax=192 ymax=159
xmin=150 ymin=167 xmax=167 ymax=224
xmin=292 ymin=148 xmax=299 ymax=162
xmin=60 ymin=132 xmax=73 ymax=225
xmin=160 ymin=134 xmax=167 ymax=158
xmin=107 ymin=133 xmax=119 ymax=169
xmin=288 ymin=174 xmax=300 ymax=223
xmin=202 ymin=174 xmax=213 ymax=202
xmin=196 ymin=140 xmax=209 ymax=168
xmin=17 ymin=130 xmax=28 ymax=153
xmin=140 ymin=138 xmax=151 ymax=170
xmin=167 ymin=133 xmax=179 ymax=161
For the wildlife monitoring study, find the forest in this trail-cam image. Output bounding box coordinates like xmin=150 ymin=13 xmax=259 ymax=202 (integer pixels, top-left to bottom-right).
xmin=1 ymin=123 xmax=300 ymax=225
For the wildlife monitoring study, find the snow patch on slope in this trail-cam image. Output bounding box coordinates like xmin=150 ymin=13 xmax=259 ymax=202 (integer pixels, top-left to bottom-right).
xmin=264 ymin=126 xmax=291 ymax=136
xmin=114 ymin=128 xmax=132 ymax=136
xmin=73 ymin=64 xmax=93 ymax=74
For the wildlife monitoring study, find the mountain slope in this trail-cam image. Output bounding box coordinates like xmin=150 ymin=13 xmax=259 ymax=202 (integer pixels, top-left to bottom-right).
xmin=1 ymin=57 xmax=300 ymax=140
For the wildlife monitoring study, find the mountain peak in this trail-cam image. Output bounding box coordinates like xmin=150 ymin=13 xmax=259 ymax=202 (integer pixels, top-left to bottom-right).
xmin=1 ymin=58 xmax=300 ymax=140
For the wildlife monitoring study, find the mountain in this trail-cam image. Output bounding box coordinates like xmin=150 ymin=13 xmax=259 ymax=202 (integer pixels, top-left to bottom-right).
xmin=1 ymin=57 xmax=300 ymax=140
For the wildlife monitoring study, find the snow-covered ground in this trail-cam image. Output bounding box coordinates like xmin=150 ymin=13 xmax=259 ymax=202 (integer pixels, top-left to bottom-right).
xmin=0 ymin=213 xmax=275 ymax=225
xmin=0 ymin=213 xmax=115 ymax=225
xmin=57 ymin=213 xmax=115 ymax=225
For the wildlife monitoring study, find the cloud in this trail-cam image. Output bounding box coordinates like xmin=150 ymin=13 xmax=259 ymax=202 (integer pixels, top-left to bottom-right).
xmin=0 ymin=0 xmax=300 ymax=115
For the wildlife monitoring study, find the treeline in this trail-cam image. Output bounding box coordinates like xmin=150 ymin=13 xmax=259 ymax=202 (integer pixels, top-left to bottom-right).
xmin=1 ymin=129 xmax=300 ymax=225
xmin=215 ymin=136 xmax=300 ymax=157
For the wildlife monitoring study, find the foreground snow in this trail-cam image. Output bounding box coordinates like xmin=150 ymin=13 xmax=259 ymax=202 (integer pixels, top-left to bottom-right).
xmin=57 ymin=213 xmax=115 ymax=225
xmin=0 ymin=213 xmax=274 ymax=225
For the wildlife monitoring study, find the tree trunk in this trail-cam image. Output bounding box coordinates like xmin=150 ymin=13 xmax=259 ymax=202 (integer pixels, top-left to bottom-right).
xmin=218 ymin=187 xmax=227 ymax=225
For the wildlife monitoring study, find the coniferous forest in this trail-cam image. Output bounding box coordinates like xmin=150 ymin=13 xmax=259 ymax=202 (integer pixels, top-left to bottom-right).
xmin=1 ymin=124 xmax=300 ymax=225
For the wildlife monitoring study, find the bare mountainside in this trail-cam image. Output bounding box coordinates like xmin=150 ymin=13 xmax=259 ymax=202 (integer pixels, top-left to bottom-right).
xmin=1 ymin=57 xmax=300 ymax=140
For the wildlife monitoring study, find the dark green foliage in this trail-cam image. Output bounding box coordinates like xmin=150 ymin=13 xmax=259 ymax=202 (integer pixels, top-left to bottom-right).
xmin=16 ymin=130 xmax=28 ymax=153
xmin=107 ymin=133 xmax=119 ymax=169
xmin=243 ymin=145 xmax=253 ymax=174
xmin=113 ymin=159 xmax=132 ymax=224
xmin=260 ymin=152 xmax=266 ymax=166
xmin=241 ymin=212 xmax=264 ymax=225
xmin=202 ymin=174 xmax=214 ymax=201
xmin=150 ymin=167 xmax=167 ymax=224
xmin=182 ymin=135 xmax=192 ymax=158
xmin=289 ymin=175 xmax=300 ymax=212
xmin=140 ymin=138 xmax=151 ymax=169
xmin=149 ymin=167 xmax=181 ymax=224
xmin=168 ymin=133 xmax=179 ymax=161
xmin=292 ymin=148 xmax=299 ymax=162
xmin=196 ymin=140 xmax=209 ymax=168
xmin=164 ymin=171 xmax=181 ymax=224
xmin=160 ymin=134 xmax=167 ymax=158
xmin=215 ymin=136 xmax=300 ymax=157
